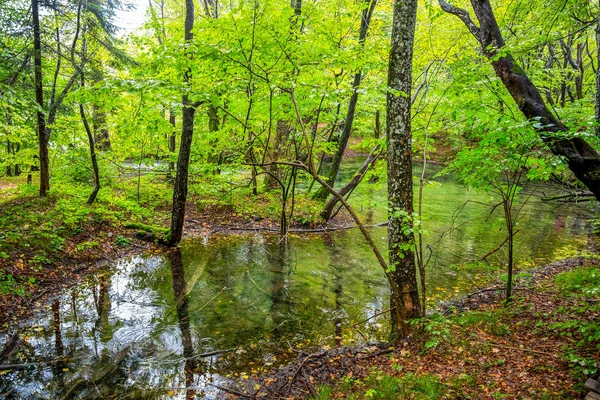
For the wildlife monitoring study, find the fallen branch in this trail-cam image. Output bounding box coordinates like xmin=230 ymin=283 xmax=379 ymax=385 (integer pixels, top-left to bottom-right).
xmin=192 ymin=348 xmax=233 ymax=359
xmin=0 ymin=333 xmax=21 ymax=365
xmin=286 ymin=351 xmax=327 ymax=395
xmin=61 ymin=346 xmax=130 ymax=400
xmin=206 ymin=382 xmax=256 ymax=399
xmin=466 ymin=287 xmax=505 ymax=297
xmin=485 ymin=342 xmax=560 ymax=358
xmin=356 ymin=348 xmax=394 ymax=360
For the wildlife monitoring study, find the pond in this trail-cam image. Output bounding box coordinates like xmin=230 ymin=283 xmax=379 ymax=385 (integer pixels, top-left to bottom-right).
xmin=0 ymin=161 xmax=595 ymax=399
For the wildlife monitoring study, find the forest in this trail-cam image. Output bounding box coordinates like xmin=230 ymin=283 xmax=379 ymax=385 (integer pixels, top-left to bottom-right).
xmin=1 ymin=0 xmax=600 ymax=398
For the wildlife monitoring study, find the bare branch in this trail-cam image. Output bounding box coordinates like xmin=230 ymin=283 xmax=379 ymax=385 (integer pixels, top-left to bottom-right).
xmin=437 ymin=0 xmax=480 ymax=38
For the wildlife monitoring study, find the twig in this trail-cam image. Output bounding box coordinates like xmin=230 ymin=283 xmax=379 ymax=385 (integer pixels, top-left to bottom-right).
xmin=357 ymin=348 xmax=394 ymax=360
xmin=196 ymin=287 xmax=226 ymax=312
xmin=467 ymin=287 xmax=505 ymax=297
xmin=301 ymin=369 xmax=318 ymax=397
xmin=206 ymin=382 xmax=255 ymax=399
xmin=479 ymin=229 xmax=521 ymax=261
xmin=0 ymin=357 xmax=69 ymax=370
xmin=353 ymin=325 xmax=368 ymax=342
xmin=189 ymin=348 xmax=233 ymax=360
xmin=286 ymin=351 xmax=327 ymax=395
xmin=485 ymin=342 xmax=559 ymax=358
xmin=353 ymin=307 xmax=395 ymax=327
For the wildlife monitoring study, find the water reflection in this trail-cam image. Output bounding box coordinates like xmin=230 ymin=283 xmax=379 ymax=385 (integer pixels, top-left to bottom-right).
xmin=169 ymin=249 xmax=196 ymax=399
xmin=0 ymin=165 xmax=595 ymax=398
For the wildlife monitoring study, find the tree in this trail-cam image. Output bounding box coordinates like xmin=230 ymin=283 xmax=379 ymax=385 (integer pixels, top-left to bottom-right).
xmin=450 ymin=120 xmax=548 ymax=301
xmin=168 ymin=0 xmax=202 ymax=246
xmin=386 ymin=0 xmax=421 ymax=337
xmin=596 ymin=0 xmax=600 ymax=137
xmin=312 ymin=0 xmax=378 ymax=201
xmin=438 ymin=0 xmax=600 ymax=200
xmin=32 ymin=0 xmax=48 ymax=196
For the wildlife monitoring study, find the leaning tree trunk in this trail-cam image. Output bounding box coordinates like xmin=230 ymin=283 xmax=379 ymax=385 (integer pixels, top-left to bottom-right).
xmin=80 ymin=104 xmax=101 ymax=204
xmin=79 ymin=31 xmax=101 ymax=205
xmin=80 ymin=101 xmax=101 ymax=204
xmin=313 ymin=0 xmax=378 ymax=201
xmin=168 ymin=0 xmax=197 ymax=246
xmin=320 ymin=145 xmax=380 ymax=221
xmin=439 ymin=0 xmax=600 ymax=200
xmin=387 ymin=0 xmax=421 ymax=339
xmin=32 ymin=0 xmax=49 ymax=196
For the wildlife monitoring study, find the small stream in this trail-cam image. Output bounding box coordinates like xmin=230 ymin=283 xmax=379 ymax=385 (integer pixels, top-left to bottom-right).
xmin=0 ymin=162 xmax=595 ymax=399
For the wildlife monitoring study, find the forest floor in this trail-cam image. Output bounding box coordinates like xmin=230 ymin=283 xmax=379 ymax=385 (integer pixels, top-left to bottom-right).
xmin=222 ymin=257 xmax=600 ymax=400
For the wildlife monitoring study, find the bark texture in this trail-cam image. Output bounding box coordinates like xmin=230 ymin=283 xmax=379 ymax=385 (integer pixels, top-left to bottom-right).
xmin=168 ymin=110 xmax=176 ymax=175
xmin=168 ymin=0 xmax=197 ymax=246
xmin=386 ymin=0 xmax=421 ymax=336
xmin=32 ymin=0 xmax=49 ymax=196
xmin=440 ymin=0 xmax=600 ymax=200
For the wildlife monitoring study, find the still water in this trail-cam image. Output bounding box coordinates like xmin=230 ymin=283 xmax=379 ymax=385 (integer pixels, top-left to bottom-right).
xmin=0 ymin=162 xmax=594 ymax=399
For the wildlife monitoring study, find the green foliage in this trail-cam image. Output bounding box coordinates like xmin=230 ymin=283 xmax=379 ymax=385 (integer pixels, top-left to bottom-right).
xmin=314 ymin=371 xmax=445 ymax=400
xmin=0 ymin=271 xmax=35 ymax=296
xmin=555 ymin=266 xmax=600 ymax=297
xmin=115 ymin=235 xmax=131 ymax=247
xmin=76 ymin=240 xmax=100 ymax=252
xmin=410 ymin=314 xmax=451 ymax=350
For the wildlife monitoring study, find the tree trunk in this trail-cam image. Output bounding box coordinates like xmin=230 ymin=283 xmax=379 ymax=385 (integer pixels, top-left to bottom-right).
xmin=79 ymin=31 xmax=101 ymax=205
xmin=207 ymin=104 xmax=222 ymax=171
xmin=32 ymin=0 xmax=49 ymax=196
xmin=504 ymin=200 xmax=514 ymax=301
xmin=313 ymin=0 xmax=377 ymax=201
xmin=92 ymin=104 xmax=111 ymax=151
xmin=5 ymin=111 xmax=21 ymax=176
xmin=5 ymin=140 xmax=12 ymax=177
xmin=168 ymin=0 xmax=197 ymax=246
xmin=575 ymin=42 xmax=584 ymax=101
xmin=386 ymin=0 xmax=421 ymax=338
xmin=168 ymin=109 xmax=176 ymax=176
xmin=80 ymin=102 xmax=101 ymax=205
xmin=320 ymin=146 xmax=379 ymax=221
xmin=264 ymin=121 xmax=289 ymax=189
xmin=439 ymin=0 xmax=600 ymax=200
xmin=596 ymin=0 xmax=600 ymax=137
